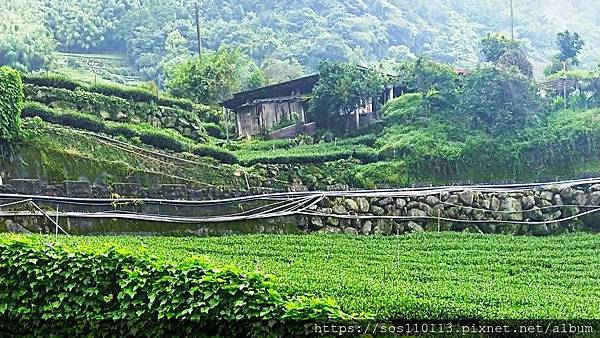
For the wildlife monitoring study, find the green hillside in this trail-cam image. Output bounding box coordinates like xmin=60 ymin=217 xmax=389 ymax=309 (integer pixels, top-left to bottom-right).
xmin=4 ymin=0 xmax=600 ymax=79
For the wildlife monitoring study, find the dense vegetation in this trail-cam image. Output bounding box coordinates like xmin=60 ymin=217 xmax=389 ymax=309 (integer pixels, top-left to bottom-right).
xmin=5 ymin=0 xmax=600 ymax=79
xmin=0 ymin=235 xmax=348 ymax=337
xmin=13 ymin=233 xmax=600 ymax=320
xmin=0 ymin=67 xmax=24 ymax=156
xmin=19 ymin=120 xmax=259 ymax=189
xmin=0 ymin=1 xmax=55 ymax=71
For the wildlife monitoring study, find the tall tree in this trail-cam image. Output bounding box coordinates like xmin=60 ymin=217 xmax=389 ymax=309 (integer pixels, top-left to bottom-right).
xmin=555 ymin=31 xmax=585 ymax=66
xmin=309 ymin=62 xmax=384 ymax=134
xmin=480 ymin=33 xmax=512 ymax=63
xmin=261 ymin=58 xmax=306 ymax=85
xmin=165 ymin=47 xmax=262 ymax=104
xmin=462 ymin=67 xmax=541 ymax=135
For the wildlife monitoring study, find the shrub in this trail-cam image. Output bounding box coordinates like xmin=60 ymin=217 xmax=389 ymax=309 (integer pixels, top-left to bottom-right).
xmin=157 ymin=96 xmax=195 ymax=111
xmin=57 ymin=111 xmax=106 ymax=133
xmin=87 ymin=82 xmax=157 ymax=103
xmin=22 ymin=73 xmax=81 ymax=91
xmin=202 ymin=122 xmax=226 ymax=139
xmin=105 ymin=123 xmax=141 ymax=139
xmin=22 ymin=101 xmax=59 ymax=123
xmin=381 ymin=93 xmax=424 ymax=124
xmin=25 ymin=84 xmax=206 ymax=141
xmin=239 ymin=144 xmax=378 ymax=166
xmin=0 ymin=67 xmax=24 ymax=154
xmin=0 ymin=237 xmax=349 ymax=337
xmin=137 ymin=126 xmax=188 ymax=153
xmin=461 ymin=66 xmax=542 ymax=135
xmin=23 ymin=103 xmax=105 ymax=133
xmin=23 ymin=102 xmax=234 ymax=164
xmin=193 ymin=145 xmax=238 ymax=164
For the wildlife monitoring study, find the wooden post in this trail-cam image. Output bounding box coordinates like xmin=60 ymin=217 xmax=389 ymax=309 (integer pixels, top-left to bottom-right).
xmin=510 ymin=0 xmax=515 ymax=42
xmin=195 ymin=2 xmax=203 ymax=59
xmin=224 ymin=107 xmax=229 ymax=141
xmin=355 ymin=103 xmax=360 ymax=130
xmin=563 ymin=61 xmax=568 ymax=109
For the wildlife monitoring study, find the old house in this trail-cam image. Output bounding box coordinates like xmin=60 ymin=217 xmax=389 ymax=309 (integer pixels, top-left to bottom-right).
xmin=223 ymin=73 xmax=402 ymax=139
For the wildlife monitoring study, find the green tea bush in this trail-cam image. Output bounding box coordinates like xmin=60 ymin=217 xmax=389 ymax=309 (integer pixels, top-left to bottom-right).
xmin=88 ymin=82 xmax=157 ymax=103
xmin=240 ymin=144 xmax=378 ymax=166
xmin=0 ymin=237 xmax=349 ymax=337
xmin=202 ymin=122 xmax=226 ymax=139
xmin=23 ymin=73 xmax=198 ymax=111
xmin=22 ymin=73 xmax=81 ymax=91
xmin=23 ymin=103 xmax=236 ymax=163
xmin=31 ymin=233 xmax=600 ymax=321
xmin=24 ymin=85 xmax=207 ymax=140
xmin=57 ymin=111 xmax=106 ymax=133
xmin=137 ymin=127 xmax=188 ymax=153
xmin=0 ymin=67 xmax=24 ymax=154
xmin=157 ymin=96 xmax=195 ymax=111
xmin=88 ymin=83 xmax=197 ymax=112
xmin=23 ymin=102 xmax=105 ymax=133
xmin=105 ymin=123 xmax=141 ymax=139
xmin=22 ymin=101 xmax=58 ymax=123
xmin=193 ymin=145 xmax=238 ymax=164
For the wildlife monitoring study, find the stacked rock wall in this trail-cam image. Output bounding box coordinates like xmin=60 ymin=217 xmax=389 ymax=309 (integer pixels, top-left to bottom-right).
xmin=3 ymin=179 xmax=600 ymax=236
xmin=297 ymin=184 xmax=600 ymax=236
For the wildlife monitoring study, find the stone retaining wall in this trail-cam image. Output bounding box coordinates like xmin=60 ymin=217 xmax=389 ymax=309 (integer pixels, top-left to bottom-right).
xmin=297 ymin=184 xmax=600 ymax=236
xmin=25 ymin=84 xmax=206 ymax=141
xmin=3 ymin=179 xmax=600 ymax=237
xmin=2 ymin=179 xmax=279 ymax=200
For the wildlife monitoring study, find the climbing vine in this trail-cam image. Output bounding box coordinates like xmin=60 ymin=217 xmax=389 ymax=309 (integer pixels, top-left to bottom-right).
xmin=0 ymin=66 xmax=24 ymax=156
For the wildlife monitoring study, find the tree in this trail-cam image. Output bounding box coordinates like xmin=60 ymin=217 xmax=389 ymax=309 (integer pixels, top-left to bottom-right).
xmin=461 ymin=66 xmax=541 ymax=135
xmin=0 ymin=1 xmax=55 ymax=71
xmin=480 ymin=33 xmax=512 ymax=62
xmin=497 ymin=47 xmax=534 ymax=78
xmin=555 ymin=31 xmax=585 ymax=65
xmin=261 ymin=58 xmax=306 ymax=85
xmin=309 ymin=62 xmax=384 ymax=134
xmin=394 ymin=57 xmax=458 ymax=109
xmin=44 ymin=0 xmax=140 ymax=51
xmin=157 ymin=30 xmax=191 ymax=84
xmin=165 ymin=47 xmax=261 ymax=104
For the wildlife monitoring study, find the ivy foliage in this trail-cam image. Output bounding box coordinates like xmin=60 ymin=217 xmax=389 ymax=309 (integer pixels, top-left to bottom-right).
xmin=0 ymin=66 xmax=24 ymax=155
xmin=0 ymin=236 xmax=349 ymax=337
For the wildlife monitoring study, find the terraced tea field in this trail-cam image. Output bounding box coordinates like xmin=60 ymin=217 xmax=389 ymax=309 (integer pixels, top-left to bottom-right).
xmin=19 ymin=233 xmax=600 ymax=320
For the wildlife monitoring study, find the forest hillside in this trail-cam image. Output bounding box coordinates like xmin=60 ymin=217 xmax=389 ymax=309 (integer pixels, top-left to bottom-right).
xmin=3 ymin=0 xmax=600 ymax=80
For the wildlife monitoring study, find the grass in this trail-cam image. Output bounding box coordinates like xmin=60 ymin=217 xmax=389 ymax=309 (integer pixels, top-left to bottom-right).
xmin=19 ymin=120 xmax=256 ymax=188
xmin=18 ymin=232 xmax=600 ymax=320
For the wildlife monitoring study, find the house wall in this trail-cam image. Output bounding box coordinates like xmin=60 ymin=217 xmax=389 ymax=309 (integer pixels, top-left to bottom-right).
xmin=236 ymin=106 xmax=261 ymax=138
xmin=235 ymin=85 xmax=400 ymax=138
xmin=236 ymin=100 xmax=306 ymax=138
